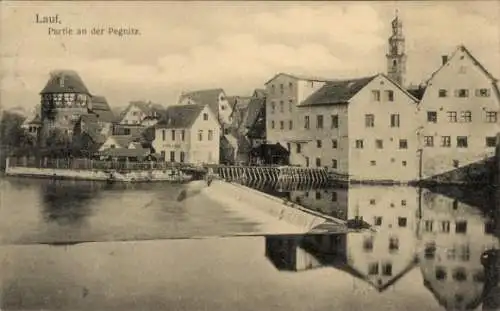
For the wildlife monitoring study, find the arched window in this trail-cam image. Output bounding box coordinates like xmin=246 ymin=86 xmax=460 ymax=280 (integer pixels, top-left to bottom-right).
xmin=393 ymin=60 xmax=397 ymax=67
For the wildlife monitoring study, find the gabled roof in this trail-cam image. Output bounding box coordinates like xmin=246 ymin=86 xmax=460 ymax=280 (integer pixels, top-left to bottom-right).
xmin=91 ymin=95 xmax=111 ymax=111
xmin=300 ymin=75 xmax=378 ymax=106
xmin=227 ymin=96 xmax=252 ymax=112
xmin=78 ymin=114 xmax=106 ymax=144
xmin=426 ymin=45 xmax=498 ymax=84
xmin=178 ymin=88 xmax=225 ymax=116
xmin=300 ymin=73 xmax=419 ymax=107
xmin=155 ymin=104 xmax=206 ymax=129
xmin=243 ymin=97 xmax=266 ymax=129
xmin=106 ymin=135 xmax=136 ymax=148
xmin=40 ymin=70 xmax=90 ymax=94
xmin=25 ymin=114 xmax=42 ymax=125
xmin=264 ymin=72 xmax=336 ymax=85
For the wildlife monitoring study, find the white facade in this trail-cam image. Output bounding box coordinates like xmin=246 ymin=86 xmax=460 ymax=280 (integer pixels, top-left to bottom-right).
xmin=418 ymin=46 xmax=500 ymax=179
xmin=120 ymin=104 xmax=146 ymax=125
xmin=152 ymin=105 xmax=220 ymax=165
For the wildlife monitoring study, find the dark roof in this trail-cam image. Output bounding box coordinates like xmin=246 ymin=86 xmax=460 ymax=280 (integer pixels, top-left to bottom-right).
xmin=300 ymin=75 xmax=377 ymax=106
xmin=156 ymin=104 xmax=206 ymax=129
xmin=78 ymin=114 xmax=107 ymax=144
xmin=40 ymin=70 xmax=90 ymax=94
xmin=253 ymin=89 xmax=266 ymax=98
xmin=91 ymin=95 xmax=111 ymax=111
xmin=178 ymin=88 xmax=224 ymax=116
xmin=98 ymin=147 xmax=150 ymax=158
xmin=265 ymin=72 xmax=336 ymax=85
xmin=243 ymin=97 xmax=265 ymax=129
xmin=27 ymin=114 xmax=42 ymax=125
xmin=407 ymin=86 xmax=427 ymax=100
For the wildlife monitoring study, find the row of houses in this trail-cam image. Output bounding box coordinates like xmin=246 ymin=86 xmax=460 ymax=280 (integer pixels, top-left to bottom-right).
xmin=22 ymin=14 xmax=499 ymax=182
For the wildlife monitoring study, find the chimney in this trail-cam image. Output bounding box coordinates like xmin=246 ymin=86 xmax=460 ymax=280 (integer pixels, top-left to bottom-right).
xmin=441 ymin=55 xmax=448 ymax=65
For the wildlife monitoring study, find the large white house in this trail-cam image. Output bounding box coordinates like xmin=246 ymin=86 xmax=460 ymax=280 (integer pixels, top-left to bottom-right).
xmin=152 ymin=104 xmax=220 ymax=164
xmin=417 ymin=45 xmax=500 ymax=179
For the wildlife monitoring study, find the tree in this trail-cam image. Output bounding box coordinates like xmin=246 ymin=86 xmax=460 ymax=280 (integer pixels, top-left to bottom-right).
xmin=0 ymin=111 xmax=26 ymax=148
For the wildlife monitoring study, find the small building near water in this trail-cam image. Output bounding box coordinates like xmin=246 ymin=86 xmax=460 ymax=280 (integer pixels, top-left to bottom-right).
xmin=153 ymin=104 xmax=220 ymax=164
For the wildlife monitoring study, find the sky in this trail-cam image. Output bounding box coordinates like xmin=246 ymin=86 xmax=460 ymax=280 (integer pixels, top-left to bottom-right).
xmin=1 ymin=1 xmax=499 ymax=113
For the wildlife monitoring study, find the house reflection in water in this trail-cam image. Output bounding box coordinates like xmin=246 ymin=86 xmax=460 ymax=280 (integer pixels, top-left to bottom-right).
xmin=418 ymin=187 xmax=499 ymax=311
xmin=262 ymin=183 xmax=500 ymax=309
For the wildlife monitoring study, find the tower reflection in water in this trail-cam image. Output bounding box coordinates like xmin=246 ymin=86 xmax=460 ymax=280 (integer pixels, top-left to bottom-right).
xmin=262 ymin=183 xmax=500 ymax=310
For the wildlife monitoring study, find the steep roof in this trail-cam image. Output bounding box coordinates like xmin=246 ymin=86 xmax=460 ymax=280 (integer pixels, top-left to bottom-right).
xmin=253 ymin=89 xmax=266 ymax=98
xmin=40 ymin=70 xmax=90 ymax=94
xmin=78 ymin=114 xmax=107 ymax=144
xmin=243 ymin=97 xmax=265 ymax=129
xmin=155 ymin=104 xmax=206 ymax=129
xmin=90 ymin=95 xmax=115 ymax=122
xmin=300 ymin=75 xmax=377 ymax=106
xmin=178 ymin=88 xmax=224 ymax=117
xmin=265 ymin=72 xmax=336 ymax=85
xmin=426 ymin=45 xmax=498 ymax=84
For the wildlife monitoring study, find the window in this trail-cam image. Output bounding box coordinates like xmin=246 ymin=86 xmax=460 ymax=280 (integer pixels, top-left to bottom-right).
xmin=456 ymin=221 xmax=467 ymax=234
xmin=315 ymin=157 xmax=321 ymax=167
xmin=402 ymin=160 xmax=407 ymax=166
xmin=304 ymin=116 xmax=310 ymax=129
xmin=453 ymin=268 xmax=467 ymax=282
xmin=447 ymin=111 xmax=458 ymax=123
xmin=363 ymin=236 xmax=373 ymax=252
xmin=439 ymin=89 xmax=448 ymax=97
xmin=170 ymin=151 xmax=175 ymax=162
xmin=288 ymin=120 xmax=293 ymax=130
xmin=435 ymin=267 xmax=447 ymax=281
xmin=110 ymin=144 xmax=116 ymax=149
xmin=440 ymin=221 xmax=451 ymax=233
xmin=315 ymin=191 xmax=321 ymax=200
xmin=316 ymin=140 xmax=322 ymax=148
xmin=271 ymin=121 xmax=275 ymax=129
xmin=198 ymin=130 xmax=203 ymax=141
xmin=384 ymin=90 xmax=394 ymax=102
xmin=288 ymin=100 xmax=293 ymax=112
xmin=374 ymin=217 xmax=382 ymax=226
xmin=270 ymin=101 xmax=276 ymax=114
xmin=486 ymin=111 xmax=498 ymax=123
xmin=331 ymin=191 xmax=337 ymax=201
xmin=208 ymin=130 xmax=213 ymax=141
xmin=460 ymin=111 xmax=472 ymax=122
xmin=453 ymin=160 xmax=459 ymax=168
xmin=456 ymin=89 xmax=469 ymax=98
xmin=425 ymin=220 xmax=434 ymax=232
xmin=372 ymin=90 xmax=381 ymax=101
xmin=382 ymin=263 xmax=393 ymax=276
xmin=424 ymin=136 xmax=434 ymax=147
xmin=476 ymin=88 xmax=491 ymax=97
xmin=203 ymin=113 xmax=208 ymax=121
xmin=160 ymin=151 xmax=166 ymax=160
xmin=305 ymin=157 xmax=309 ymax=167
xmin=162 ymin=129 xmax=166 ymax=141
xmin=332 ymin=159 xmax=338 ymax=169
xmin=376 ymin=139 xmax=383 ymax=149
xmin=296 ymin=143 xmax=301 ymax=154
xmin=289 ymin=82 xmax=293 ymax=89
xmin=390 ymin=114 xmax=400 ymax=127
xmin=181 ymin=130 xmax=185 ymax=141
xmin=280 ymin=84 xmax=284 ymax=94
xmin=452 ymin=199 xmax=459 ymax=209
xmin=427 ymin=111 xmax=437 ymax=123
xmin=286 ymin=143 xmax=291 ymax=151
xmin=332 ymin=139 xmax=338 ymax=149
xmin=280 ymin=121 xmax=284 ymax=130
xmin=398 ymin=217 xmax=407 ymax=227
xmin=370 ymin=160 xmax=376 ymax=166
xmin=369 ymin=263 xmax=379 ymax=275
xmin=355 ymin=139 xmax=364 ymax=149
xmin=271 ymin=85 xmax=275 ymax=94
xmin=180 ymin=152 xmax=185 ymax=163
xmin=370 ymin=199 xmax=376 ymax=205
xmin=401 ymin=200 xmax=407 ymax=206
xmin=331 ymin=115 xmax=339 ymax=128
xmin=389 ymin=237 xmax=399 ymax=252
xmin=124 ymin=128 xmax=131 ymax=135
xmin=365 ymin=114 xmax=375 ymax=127
xmin=441 ymin=136 xmax=451 ymax=147
xmin=457 ymin=136 xmax=468 ymax=148
xmin=171 ymin=130 xmax=176 ymax=141
xmin=317 ymin=115 xmax=324 ymax=129
xmin=399 ymin=139 xmax=408 ymax=149
xmin=486 ymin=136 xmax=496 ymax=147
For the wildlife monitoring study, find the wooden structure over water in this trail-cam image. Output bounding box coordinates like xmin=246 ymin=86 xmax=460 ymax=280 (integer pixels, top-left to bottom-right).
xmin=214 ymin=165 xmax=332 ymax=184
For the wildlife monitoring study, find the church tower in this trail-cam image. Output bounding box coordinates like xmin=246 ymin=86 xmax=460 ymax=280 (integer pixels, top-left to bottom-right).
xmin=387 ymin=11 xmax=407 ymax=86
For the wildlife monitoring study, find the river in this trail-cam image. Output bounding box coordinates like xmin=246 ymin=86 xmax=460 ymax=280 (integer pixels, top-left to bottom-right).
xmin=1 ymin=176 xmax=499 ymax=310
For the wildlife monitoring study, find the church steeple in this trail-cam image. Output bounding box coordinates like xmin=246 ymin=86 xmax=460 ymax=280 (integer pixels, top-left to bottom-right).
xmin=387 ymin=10 xmax=407 ymax=86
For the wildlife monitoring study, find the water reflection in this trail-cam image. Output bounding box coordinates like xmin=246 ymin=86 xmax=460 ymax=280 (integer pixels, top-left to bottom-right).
xmin=257 ymin=182 xmax=500 ymax=310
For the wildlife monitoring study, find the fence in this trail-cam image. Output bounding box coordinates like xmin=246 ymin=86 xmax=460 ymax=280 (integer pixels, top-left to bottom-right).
xmin=7 ymin=157 xmax=197 ymax=172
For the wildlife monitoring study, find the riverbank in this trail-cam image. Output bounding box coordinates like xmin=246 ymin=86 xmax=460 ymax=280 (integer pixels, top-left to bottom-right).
xmin=4 ymin=165 xmax=191 ymax=183
xmin=201 ymin=180 xmax=346 ymax=233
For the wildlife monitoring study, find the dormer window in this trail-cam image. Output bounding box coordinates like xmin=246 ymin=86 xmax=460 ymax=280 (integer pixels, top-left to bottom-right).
xmin=203 ymin=113 xmax=208 ymax=121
